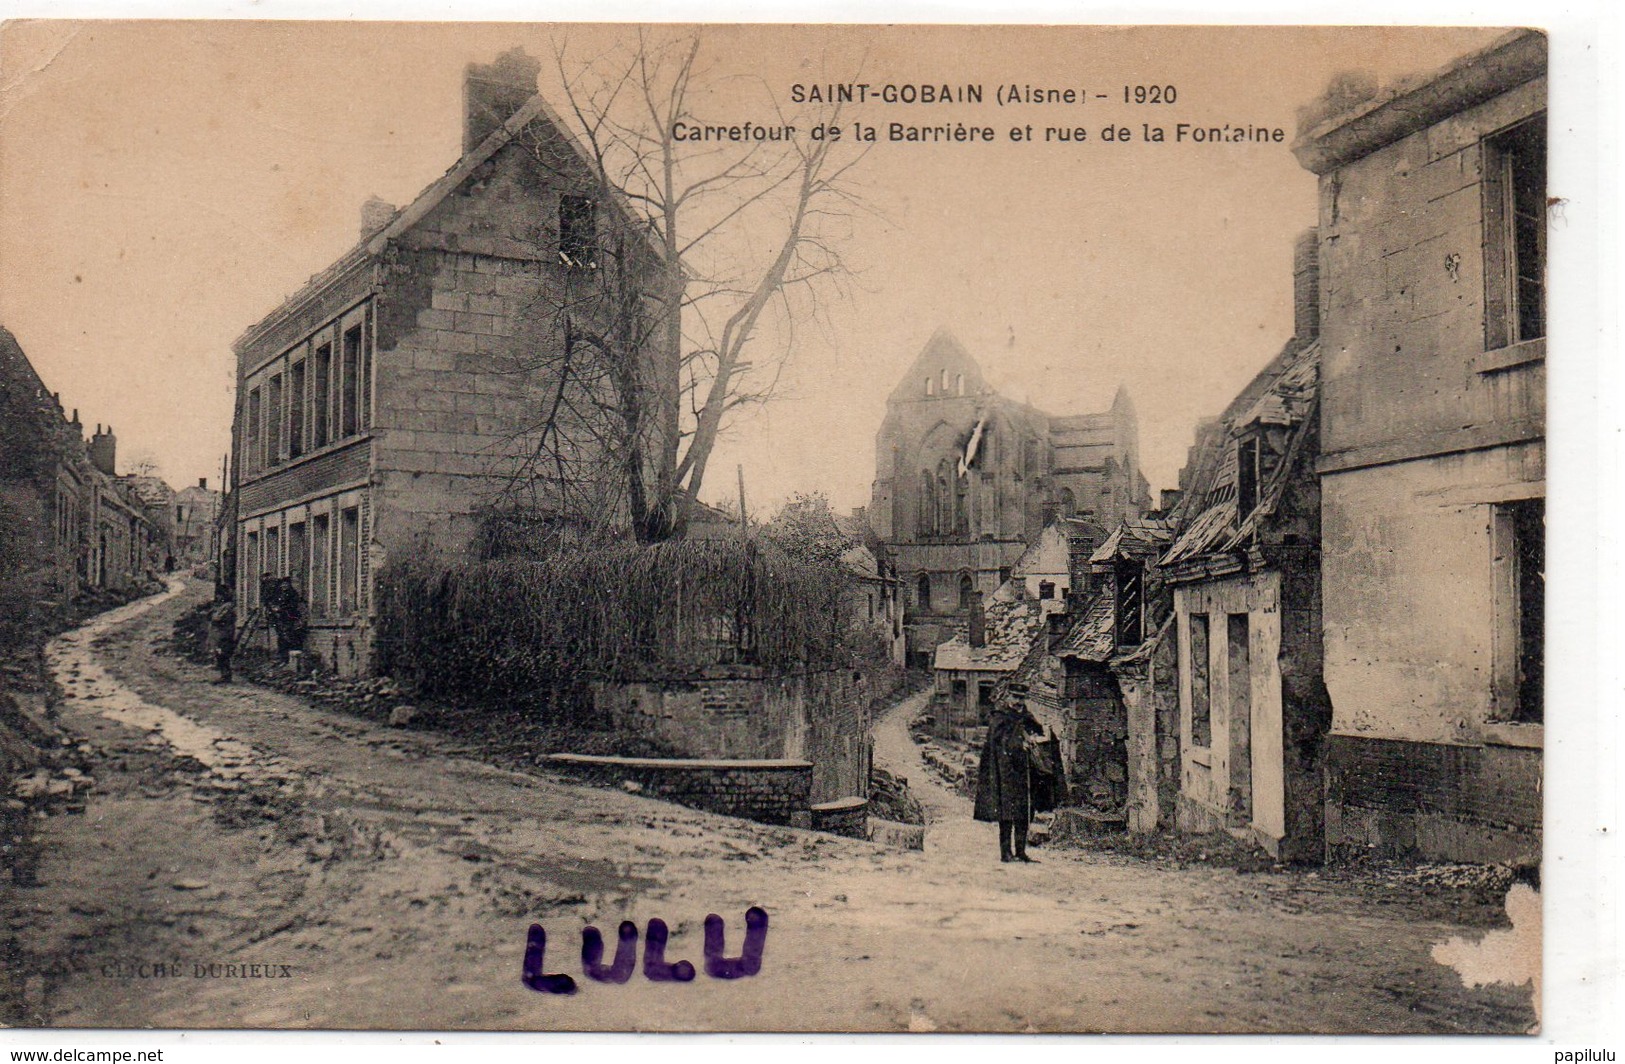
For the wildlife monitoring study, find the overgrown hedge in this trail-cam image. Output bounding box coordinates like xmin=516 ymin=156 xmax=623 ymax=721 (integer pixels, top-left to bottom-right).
xmin=375 ymin=532 xmax=856 ymax=705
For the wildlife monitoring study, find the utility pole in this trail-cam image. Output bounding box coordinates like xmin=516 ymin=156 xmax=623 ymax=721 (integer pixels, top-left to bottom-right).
xmin=736 ymin=464 xmax=748 ymax=526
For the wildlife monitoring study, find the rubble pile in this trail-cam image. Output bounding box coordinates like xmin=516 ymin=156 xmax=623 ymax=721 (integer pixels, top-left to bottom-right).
xmin=867 ymin=765 xmax=925 ymax=826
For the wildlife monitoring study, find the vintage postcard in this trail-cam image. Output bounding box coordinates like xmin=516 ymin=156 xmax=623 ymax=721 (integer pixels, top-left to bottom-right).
xmin=0 ymin=21 xmax=1563 ymax=1034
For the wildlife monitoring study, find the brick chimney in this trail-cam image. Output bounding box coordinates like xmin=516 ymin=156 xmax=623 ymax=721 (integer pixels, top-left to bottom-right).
xmin=1293 ymin=227 xmax=1320 ymax=341
xmin=90 ymin=424 xmax=116 ymax=476
xmin=463 ymin=48 xmax=541 ymax=154
xmin=968 ymin=591 xmax=987 ymax=648
xmin=359 ymin=195 xmax=396 ymax=239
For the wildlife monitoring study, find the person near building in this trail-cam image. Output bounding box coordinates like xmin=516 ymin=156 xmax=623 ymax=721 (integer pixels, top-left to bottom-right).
xmin=268 ymin=576 xmax=308 ymax=662
xmin=207 ymin=586 xmax=237 ymax=685
xmin=974 ymin=682 xmax=1047 ymax=862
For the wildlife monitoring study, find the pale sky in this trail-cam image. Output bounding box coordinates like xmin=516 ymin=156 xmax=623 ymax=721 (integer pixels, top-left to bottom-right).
xmin=0 ymin=22 xmax=1504 ymax=512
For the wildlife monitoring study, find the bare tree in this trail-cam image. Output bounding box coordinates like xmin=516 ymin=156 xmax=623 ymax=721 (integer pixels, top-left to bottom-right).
xmin=501 ymin=30 xmax=868 ymax=542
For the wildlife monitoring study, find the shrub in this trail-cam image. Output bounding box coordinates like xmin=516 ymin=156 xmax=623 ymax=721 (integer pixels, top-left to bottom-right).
xmin=375 ymin=530 xmax=859 ymax=708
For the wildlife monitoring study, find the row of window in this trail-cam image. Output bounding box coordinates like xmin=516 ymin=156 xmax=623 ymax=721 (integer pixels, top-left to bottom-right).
xmin=241 ymin=505 xmax=363 ymax=620
xmin=243 ymin=301 xmax=375 ymax=478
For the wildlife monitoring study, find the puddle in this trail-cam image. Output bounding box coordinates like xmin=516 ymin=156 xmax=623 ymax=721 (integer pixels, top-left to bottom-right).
xmin=45 ymin=580 xmax=295 ymax=788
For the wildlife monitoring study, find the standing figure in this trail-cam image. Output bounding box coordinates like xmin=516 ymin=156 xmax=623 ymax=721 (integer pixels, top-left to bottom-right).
xmin=207 ymin=586 xmax=237 ymax=685
xmin=269 ymin=577 xmax=308 ymax=662
xmin=973 ymin=682 xmax=1046 ymax=863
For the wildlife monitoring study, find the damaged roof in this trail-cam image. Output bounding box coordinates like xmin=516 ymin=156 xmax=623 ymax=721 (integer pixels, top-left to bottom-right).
xmin=1052 ymin=591 xmax=1117 ymax=663
xmin=1089 ymin=515 xmax=1178 ymax=565
xmin=1161 ymin=340 xmax=1320 ymax=573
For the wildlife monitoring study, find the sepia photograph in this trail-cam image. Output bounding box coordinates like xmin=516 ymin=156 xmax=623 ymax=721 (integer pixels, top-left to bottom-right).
xmin=0 ymin=19 xmax=1573 ymax=1035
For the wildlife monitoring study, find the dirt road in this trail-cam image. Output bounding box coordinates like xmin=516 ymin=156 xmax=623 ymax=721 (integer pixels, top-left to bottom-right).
xmin=4 ymin=579 xmax=1535 ymax=1032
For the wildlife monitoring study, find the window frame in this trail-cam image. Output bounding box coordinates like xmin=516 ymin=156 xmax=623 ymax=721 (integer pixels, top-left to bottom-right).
xmin=1482 ymin=115 xmax=1546 ymax=353
xmin=1188 ymin=611 xmax=1212 ymax=749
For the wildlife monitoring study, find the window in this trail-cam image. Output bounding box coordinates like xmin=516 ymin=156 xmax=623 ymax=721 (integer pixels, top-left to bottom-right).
xmin=287 ymin=522 xmax=308 ymax=596
xmin=1116 ymin=563 xmax=1144 ymax=646
xmin=559 ymin=194 xmax=597 ymax=267
xmin=958 ymin=574 xmax=975 ymax=610
xmin=925 ymin=376 xmax=934 ymax=396
xmin=341 ymin=325 xmax=362 ymax=438
xmin=916 ymin=572 xmax=932 ymax=612
xmin=289 ymin=359 xmax=306 ymax=458
xmin=1038 ymin=580 xmax=1055 ymax=601
xmin=1236 ymin=436 xmax=1259 ymax=519
xmin=266 ymin=373 xmax=283 ymax=465
xmin=1189 ymin=613 xmax=1211 ymax=747
xmin=339 ymin=506 xmax=360 ymax=616
xmin=312 ymin=340 xmax=332 ymax=449
xmin=1492 ymin=498 xmax=1544 ymax=723
xmin=244 ymin=531 xmax=260 ymax=607
xmin=359 ymin=306 xmax=373 ymax=430
xmin=955 ymin=373 xmax=964 ymax=396
xmin=919 ymin=471 xmax=936 ymax=537
xmin=310 ymin=513 xmax=331 ymax=619
xmin=264 ymin=525 xmax=280 ymax=579
xmin=1484 ymin=117 xmax=1546 ymax=349
xmin=1227 ymin=613 xmax=1252 ymax=818
xmin=245 ymin=388 xmax=262 ymax=474
xmin=1058 ymin=487 xmax=1076 ymax=516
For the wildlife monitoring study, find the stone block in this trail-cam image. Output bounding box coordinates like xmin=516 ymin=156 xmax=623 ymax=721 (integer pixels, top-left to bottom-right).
xmin=416 ymin=308 xmax=456 ymax=331
xmin=433 ymin=330 xmax=480 ymax=355
xmin=431 ymin=289 xmax=471 ymax=313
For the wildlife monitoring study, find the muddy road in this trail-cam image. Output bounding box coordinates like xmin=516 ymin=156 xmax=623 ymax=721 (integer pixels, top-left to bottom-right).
xmin=3 ymin=579 xmax=1535 ymax=1032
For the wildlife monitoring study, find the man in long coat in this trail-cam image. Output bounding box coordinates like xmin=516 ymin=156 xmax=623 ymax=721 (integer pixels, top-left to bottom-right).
xmin=974 ymin=683 xmax=1046 ymax=862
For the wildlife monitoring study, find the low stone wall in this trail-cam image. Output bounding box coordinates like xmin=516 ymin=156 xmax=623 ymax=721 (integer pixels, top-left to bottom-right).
xmin=593 ymin=667 xmax=873 ymax=805
xmin=810 ymin=796 xmax=868 ymax=839
xmin=546 ymin=753 xmax=813 ymax=828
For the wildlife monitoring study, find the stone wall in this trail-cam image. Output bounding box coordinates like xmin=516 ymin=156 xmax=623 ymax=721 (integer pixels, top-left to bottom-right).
xmin=545 ymin=754 xmax=813 ymax=828
xmin=1325 ymin=735 xmax=1540 ymax=865
xmin=810 ymin=796 xmax=868 ymax=839
xmin=593 ymin=666 xmax=872 ymax=804
xmin=1115 ymin=621 xmax=1180 ymax=833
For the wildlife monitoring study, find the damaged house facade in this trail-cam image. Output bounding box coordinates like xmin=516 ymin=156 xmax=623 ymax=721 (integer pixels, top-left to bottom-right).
xmin=1293 ymin=30 xmax=1545 ymax=864
xmin=869 ymin=327 xmax=1149 ymax=665
xmin=230 ymin=48 xmax=670 ymax=676
xmin=1159 ymin=233 xmax=1327 ymax=862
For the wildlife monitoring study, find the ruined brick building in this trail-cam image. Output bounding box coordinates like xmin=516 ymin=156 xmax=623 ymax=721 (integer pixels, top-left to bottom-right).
xmin=1294 ymin=29 xmax=1545 ymax=864
xmin=230 ymin=48 xmax=669 ymax=675
xmin=869 ymin=328 xmax=1150 ymax=664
